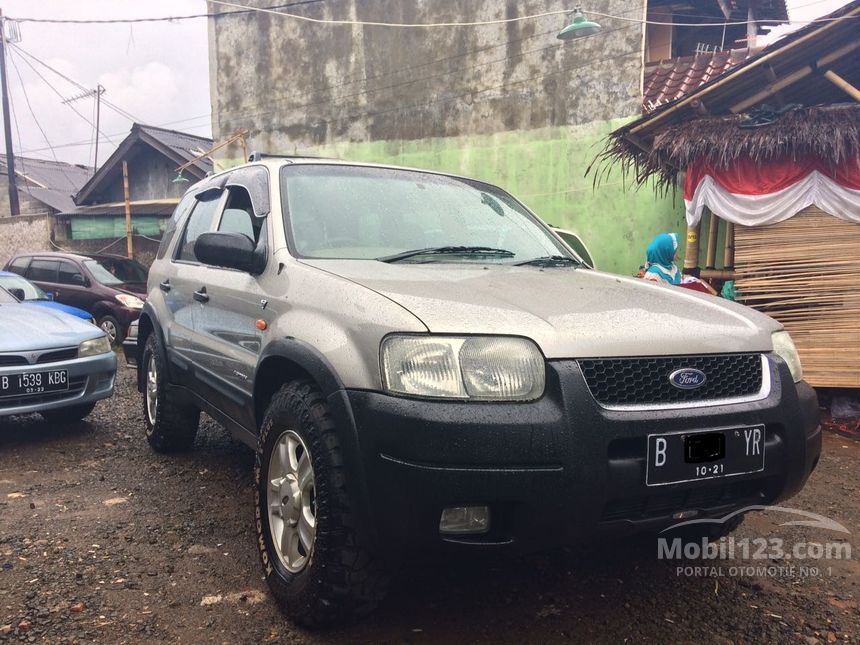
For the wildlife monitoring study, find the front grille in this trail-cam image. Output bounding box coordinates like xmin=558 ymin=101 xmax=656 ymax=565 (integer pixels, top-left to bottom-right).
xmin=37 ymin=348 xmax=78 ymax=364
xmin=0 ymin=375 xmax=87 ymax=409
xmin=579 ymin=354 xmax=763 ymax=407
xmin=601 ymin=479 xmax=764 ymax=522
xmin=0 ymin=347 xmax=78 ymax=367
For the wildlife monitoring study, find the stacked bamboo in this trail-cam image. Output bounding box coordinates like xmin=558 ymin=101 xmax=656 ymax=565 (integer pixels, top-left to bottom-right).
xmin=734 ymin=207 xmax=860 ymax=388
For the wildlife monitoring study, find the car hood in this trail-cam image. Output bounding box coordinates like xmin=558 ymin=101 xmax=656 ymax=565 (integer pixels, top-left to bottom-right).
xmin=0 ymin=304 xmax=101 ymax=352
xmin=27 ymin=300 xmax=92 ymax=320
xmin=117 ymin=282 xmax=147 ymax=297
xmin=301 ymin=260 xmax=781 ymax=358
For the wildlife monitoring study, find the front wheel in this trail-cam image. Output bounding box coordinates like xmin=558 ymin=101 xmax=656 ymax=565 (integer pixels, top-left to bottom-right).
xmin=256 ymin=380 xmax=387 ymax=627
xmin=98 ymin=315 xmax=122 ymax=345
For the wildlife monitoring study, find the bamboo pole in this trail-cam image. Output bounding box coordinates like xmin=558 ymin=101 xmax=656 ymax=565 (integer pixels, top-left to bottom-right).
xmin=705 ymin=211 xmax=719 ymax=269
xmin=823 ymin=69 xmax=860 ymax=102
xmin=122 ymin=160 xmax=133 ymax=259
xmin=723 ymin=221 xmax=735 ymax=268
xmin=683 ymin=221 xmax=701 ymax=274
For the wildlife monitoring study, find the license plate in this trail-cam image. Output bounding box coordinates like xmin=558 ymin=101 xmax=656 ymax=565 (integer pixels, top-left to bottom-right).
xmin=646 ymin=426 xmax=765 ymax=486
xmin=0 ymin=370 xmax=69 ymax=397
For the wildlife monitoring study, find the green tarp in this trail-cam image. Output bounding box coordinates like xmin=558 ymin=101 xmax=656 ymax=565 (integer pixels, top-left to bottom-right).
xmin=70 ymin=216 xmax=164 ymax=240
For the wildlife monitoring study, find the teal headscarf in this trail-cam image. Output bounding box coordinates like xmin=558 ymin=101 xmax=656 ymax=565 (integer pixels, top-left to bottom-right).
xmin=645 ymin=233 xmax=681 ymax=285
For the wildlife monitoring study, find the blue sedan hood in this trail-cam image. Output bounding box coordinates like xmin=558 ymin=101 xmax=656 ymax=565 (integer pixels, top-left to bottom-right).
xmin=0 ymin=303 xmax=102 ymax=352
xmin=26 ymin=300 xmax=93 ymax=320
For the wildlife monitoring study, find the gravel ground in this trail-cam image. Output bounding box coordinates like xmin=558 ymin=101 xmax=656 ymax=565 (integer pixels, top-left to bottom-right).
xmin=0 ymin=363 xmax=858 ymax=644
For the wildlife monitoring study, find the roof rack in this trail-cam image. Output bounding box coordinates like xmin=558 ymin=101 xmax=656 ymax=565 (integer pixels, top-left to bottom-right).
xmin=247 ymin=151 xmax=332 ymax=162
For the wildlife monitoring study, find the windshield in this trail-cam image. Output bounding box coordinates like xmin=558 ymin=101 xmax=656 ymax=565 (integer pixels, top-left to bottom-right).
xmin=281 ymin=165 xmax=570 ymax=263
xmin=0 ymin=287 xmax=17 ymax=304
xmin=84 ymin=258 xmax=147 ymax=285
xmin=0 ymin=274 xmax=47 ymax=300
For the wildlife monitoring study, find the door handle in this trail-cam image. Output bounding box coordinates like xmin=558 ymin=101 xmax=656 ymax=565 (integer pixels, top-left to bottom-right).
xmin=193 ymin=287 xmax=209 ymax=304
xmin=159 ymin=280 xmax=171 ymax=292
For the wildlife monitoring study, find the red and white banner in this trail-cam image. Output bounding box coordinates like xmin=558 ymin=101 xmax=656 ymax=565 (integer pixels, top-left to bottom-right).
xmin=684 ymin=156 xmax=860 ymax=226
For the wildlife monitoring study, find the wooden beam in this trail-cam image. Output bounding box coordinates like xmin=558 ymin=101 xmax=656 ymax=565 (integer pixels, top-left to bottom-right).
xmin=705 ymin=211 xmax=720 ymax=270
xmin=730 ymin=66 xmax=812 ymax=113
xmin=823 ymin=69 xmax=860 ymax=102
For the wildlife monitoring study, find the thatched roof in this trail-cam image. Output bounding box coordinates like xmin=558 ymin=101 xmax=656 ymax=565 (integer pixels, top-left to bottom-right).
xmin=591 ymin=103 xmax=860 ymax=191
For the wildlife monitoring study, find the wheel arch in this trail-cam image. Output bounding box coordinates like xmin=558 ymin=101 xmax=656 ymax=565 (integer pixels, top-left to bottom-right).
xmin=253 ymin=338 xmax=346 ymax=431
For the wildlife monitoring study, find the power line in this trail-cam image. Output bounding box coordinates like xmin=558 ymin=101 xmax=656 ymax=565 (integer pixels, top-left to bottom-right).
xmin=8 ymin=1 xmax=325 ymax=24
xmin=6 ymin=47 xmax=77 ymax=187
xmin=206 ymin=0 xmax=860 ymax=29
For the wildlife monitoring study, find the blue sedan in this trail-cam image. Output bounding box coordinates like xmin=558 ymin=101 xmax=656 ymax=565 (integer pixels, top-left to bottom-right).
xmin=0 ymin=286 xmax=115 ymax=422
xmin=0 ymin=271 xmax=95 ymax=323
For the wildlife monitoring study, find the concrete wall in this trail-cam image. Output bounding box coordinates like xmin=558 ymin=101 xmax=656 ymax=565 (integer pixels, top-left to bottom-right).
xmin=0 ymin=215 xmax=52 ymax=266
xmin=207 ymin=0 xmax=690 ymax=275
xmin=0 ymin=177 xmax=57 ymax=218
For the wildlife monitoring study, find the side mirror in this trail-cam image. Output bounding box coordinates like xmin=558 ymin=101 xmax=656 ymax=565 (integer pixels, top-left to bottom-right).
xmin=72 ymin=274 xmax=86 ymax=286
xmin=8 ymin=287 xmax=25 ymax=301
xmin=46 ymin=292 xmax=55 ymax=301
xmin=194 ymin=232 xmax=266 ymax=275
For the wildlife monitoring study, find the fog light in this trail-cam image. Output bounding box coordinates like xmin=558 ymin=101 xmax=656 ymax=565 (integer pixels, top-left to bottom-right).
xmin=439 ymin=506 xmax=490 ymax=535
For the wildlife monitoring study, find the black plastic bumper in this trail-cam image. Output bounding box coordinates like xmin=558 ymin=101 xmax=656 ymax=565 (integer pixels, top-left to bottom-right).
xmin=331 ymin=356 xmax=821 ymax=554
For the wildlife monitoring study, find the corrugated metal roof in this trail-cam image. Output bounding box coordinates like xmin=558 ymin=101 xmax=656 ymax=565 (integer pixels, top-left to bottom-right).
xmin=0 ymin=155 xmax=91 ymax=193
xmin=136 ymin=124 xmax=213 ymax=175
xmin=643 ymin=48 xmax=758 ymax=113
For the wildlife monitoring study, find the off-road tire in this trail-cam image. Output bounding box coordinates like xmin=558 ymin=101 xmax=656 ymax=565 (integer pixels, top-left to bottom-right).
xmin=40 ymin=402 xmax=96 ymax=424
xmin=255 ymin=380 xmax=388 ymax=627
xmin=141 ymin=334 xmax=200 ymax=452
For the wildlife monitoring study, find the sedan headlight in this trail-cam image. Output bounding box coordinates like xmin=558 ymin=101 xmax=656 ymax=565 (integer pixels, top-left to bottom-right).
xmin=79 ymin=335 xmax=112 ymax=357
xmin=115 ymin=294 xmax=144 ymax=309
xmin=381 ymin=335 xmax=545 ymax=401
xmin=772 ymin=331 xmax=802 ymax=383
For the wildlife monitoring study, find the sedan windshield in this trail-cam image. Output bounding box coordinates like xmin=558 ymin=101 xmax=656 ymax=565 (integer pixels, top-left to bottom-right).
xmin=0 ymin=274 xmax=47 ymax=300
xmin=281 ymin=165 xmax=570 ymax=263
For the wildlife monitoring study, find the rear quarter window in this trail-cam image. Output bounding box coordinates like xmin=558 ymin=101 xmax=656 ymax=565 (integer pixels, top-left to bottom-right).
xmin=7 ymin=256 xmax=29 ymax=276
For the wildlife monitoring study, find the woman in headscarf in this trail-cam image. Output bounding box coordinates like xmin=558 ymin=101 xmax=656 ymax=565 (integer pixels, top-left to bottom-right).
xmin=642 ymin=232 xmax=681 ymax=285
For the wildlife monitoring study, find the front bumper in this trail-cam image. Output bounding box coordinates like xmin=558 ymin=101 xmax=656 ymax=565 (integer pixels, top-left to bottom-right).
xmin=0 ymin=351 xmax=117 ymax=417
xmin=335 ymin=356 xmax=821 ymax=553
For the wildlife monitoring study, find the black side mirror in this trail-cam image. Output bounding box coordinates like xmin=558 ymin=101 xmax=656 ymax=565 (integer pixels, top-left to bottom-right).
xmin=8 ymin=287 xmax=25 ymax=301
xmin=194 ymin=232 xmax=266 ymax=275
xmin=72 ymin=274 xmax=86 ymax=286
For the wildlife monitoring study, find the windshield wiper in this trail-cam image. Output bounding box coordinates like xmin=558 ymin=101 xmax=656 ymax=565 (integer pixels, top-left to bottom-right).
xmin=378 ymin=246 xmax=515 ymax=263
xmin=514 ymin=255 xmax=580 ymax=268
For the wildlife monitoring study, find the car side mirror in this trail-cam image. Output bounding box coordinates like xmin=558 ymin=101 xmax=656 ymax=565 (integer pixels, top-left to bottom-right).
xmin=8 ymin=287 xmax=25 ymax=301
xmin=46 ymin=292 xmax=55 ymax=301
xmin=194 ymin=231 xmax=266 ymax=275
xmin=72 ymin=274 xmax=86 ymax=286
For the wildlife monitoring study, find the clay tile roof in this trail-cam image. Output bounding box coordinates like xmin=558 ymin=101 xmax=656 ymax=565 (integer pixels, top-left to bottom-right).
xmin=643 ymin=48 xmax=759 ymax=113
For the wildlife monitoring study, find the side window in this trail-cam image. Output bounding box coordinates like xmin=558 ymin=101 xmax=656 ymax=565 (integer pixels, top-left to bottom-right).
xmin=158 ymin=192 xmax=197 ymax=260
xmin=26 ymin=259 xmax=59 ymax=283
xmin=8 ymin=257 xmax=29 ymax=276
xmin=217 ymin=186 xmax=260 ymax=242
xmin=176 ymin=192 xmax=222 ymax=263
xmin=57 ymin=260 xmax=86 ymax=286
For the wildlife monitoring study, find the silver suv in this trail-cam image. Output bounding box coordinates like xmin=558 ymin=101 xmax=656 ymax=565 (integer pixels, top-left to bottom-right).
xmin=135 ymin=156 xmax=821 ymax=626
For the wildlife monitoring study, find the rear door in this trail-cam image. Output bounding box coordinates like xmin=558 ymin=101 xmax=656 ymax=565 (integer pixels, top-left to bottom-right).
xmin=191 ymin=175 xmax=270 ymax=430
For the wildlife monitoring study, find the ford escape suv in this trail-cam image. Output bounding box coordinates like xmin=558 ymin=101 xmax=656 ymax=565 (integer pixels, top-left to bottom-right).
xmin=135 ymin=156 xmax=821 ymax=627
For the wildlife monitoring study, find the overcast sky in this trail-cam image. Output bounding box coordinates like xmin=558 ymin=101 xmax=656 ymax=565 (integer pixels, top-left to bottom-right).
xmin=0 ymin=0 xmax=852 ymax=168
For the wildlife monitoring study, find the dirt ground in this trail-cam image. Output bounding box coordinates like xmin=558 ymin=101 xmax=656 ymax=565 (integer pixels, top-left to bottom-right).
xmin=1 ymin=364 xmax=858 ymax=644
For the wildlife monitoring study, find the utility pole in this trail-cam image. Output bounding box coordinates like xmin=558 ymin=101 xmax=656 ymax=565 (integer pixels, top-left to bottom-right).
xmin=122 ymin=160 xmax=133 ymax=259
xmin=63 ymin=84 xmax=105 ymax=173
xmin=0 ymin=9 xmax=20 ymax=216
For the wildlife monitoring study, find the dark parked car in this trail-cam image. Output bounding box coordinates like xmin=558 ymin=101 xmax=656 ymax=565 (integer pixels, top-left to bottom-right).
xmin=5 ymin=253 xmax=147 ymax=344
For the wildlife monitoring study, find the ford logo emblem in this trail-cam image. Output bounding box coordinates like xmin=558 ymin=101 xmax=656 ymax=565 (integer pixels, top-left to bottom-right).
xmin=669 ymin=368 xmax=707 ymax=390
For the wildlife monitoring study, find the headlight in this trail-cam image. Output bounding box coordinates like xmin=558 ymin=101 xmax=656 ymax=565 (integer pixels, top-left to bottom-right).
xmin=79 ymin=335 xmax=112 ymax=357
xmin=772 ymin=331 xmax=802 ymax=383
xmin=381 ymin=335 xmax=545 ymax=401
xmin=115 ymin=294 xmax=144 ymax=309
